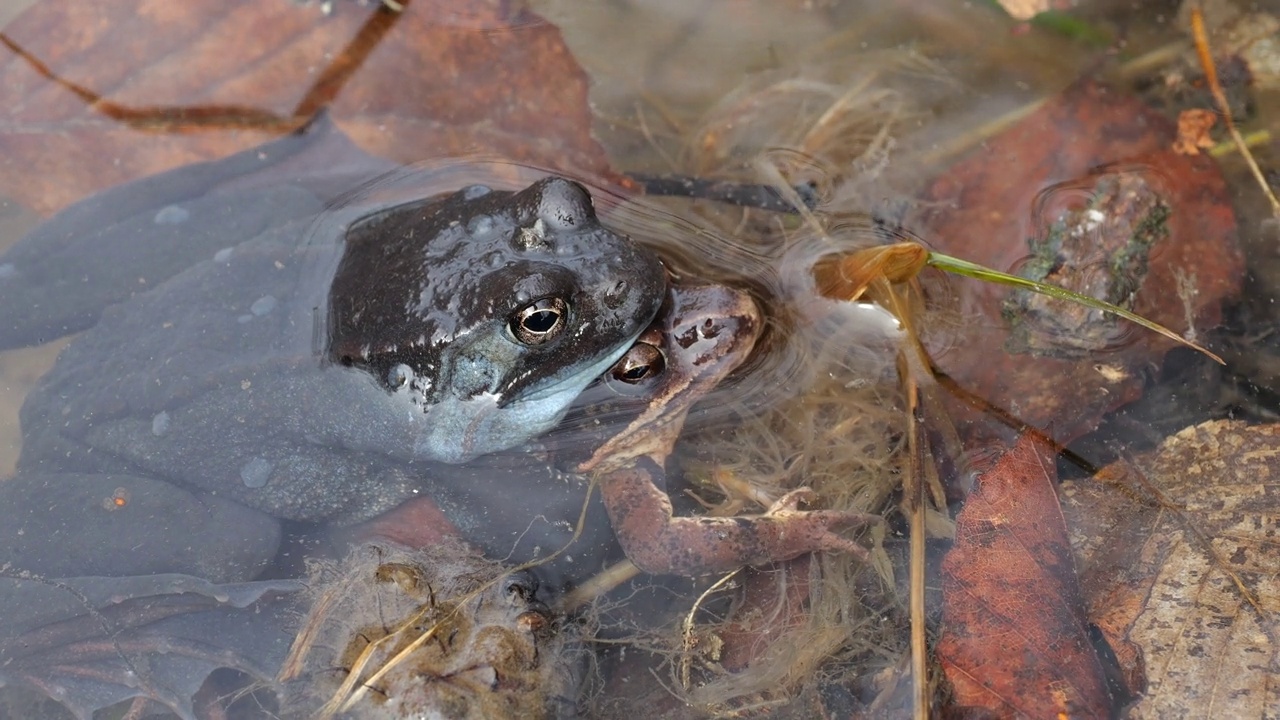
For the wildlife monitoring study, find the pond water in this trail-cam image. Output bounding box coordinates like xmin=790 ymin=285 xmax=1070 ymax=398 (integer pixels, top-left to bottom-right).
xmin=0 ymin=0 xmax=1276 ymax=717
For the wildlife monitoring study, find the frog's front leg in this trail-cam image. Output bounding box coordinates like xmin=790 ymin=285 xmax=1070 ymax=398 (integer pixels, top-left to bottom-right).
xmin=600 ymin=458 xmax=874 ymax=576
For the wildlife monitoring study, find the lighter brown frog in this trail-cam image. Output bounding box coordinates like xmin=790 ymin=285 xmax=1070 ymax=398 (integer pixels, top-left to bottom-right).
xmin=576 ymin=284 xmax=874 ymax=576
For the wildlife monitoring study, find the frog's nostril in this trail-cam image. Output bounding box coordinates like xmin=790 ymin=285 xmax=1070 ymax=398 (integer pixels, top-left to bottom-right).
xmin=602 ymin=280 xmax=629 ymax=309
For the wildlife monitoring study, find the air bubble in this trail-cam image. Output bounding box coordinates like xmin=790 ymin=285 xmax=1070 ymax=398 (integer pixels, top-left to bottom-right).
xmin=250 ymin=295 xmax=277 ymax=316
xmin=151 ymin=411 xmax=170 ymax=436
xmin=153 ymin=204 xmax=190 ymax=225
xmin=240 ymin=457 xmax=274 ymax=488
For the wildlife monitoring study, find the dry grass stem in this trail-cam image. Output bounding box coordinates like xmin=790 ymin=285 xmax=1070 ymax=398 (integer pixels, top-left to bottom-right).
xmin=1191 ymin=5 xmax=1280 ymax=217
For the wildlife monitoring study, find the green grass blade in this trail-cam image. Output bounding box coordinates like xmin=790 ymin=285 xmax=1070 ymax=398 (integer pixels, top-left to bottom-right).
xmin=927 ymin=251 xmax=1224 ymax=364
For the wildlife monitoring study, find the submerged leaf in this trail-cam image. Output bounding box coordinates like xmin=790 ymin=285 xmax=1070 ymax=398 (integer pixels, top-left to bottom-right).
xmin=938 ymin=432 xmax=1116 ymax=717
xmin=0 ymin=0 xmax=614 ymax=214
xmin=914 ymin=80 xmax=1242 ymax=444
xmin=1062 ymin=419 xmax=1280 ymax=718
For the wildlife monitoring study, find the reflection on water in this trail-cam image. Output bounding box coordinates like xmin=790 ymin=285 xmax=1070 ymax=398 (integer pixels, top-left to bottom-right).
xmin=0 ymin=0 xmax=1274 ymax=717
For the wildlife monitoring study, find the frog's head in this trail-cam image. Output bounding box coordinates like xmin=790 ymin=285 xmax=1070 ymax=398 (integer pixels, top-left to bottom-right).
xmin=327 ymin=177 xmax=667 ymax=464
xmin=553 ymin=282 xmax=763 ymax=472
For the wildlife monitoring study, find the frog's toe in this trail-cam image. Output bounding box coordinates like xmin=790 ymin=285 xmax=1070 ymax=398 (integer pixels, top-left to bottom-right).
xmin=767 ymin=487 xmax=819 ymax=513
xmin=807 ymin=516 xmax=873 ymax=562
xmin=764 ymin=494 xmax=879 ymax=563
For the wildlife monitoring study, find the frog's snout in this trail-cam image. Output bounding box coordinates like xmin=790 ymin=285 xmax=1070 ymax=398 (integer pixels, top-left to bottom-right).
xmin=670 ymin=284 xmax=762 ymax=359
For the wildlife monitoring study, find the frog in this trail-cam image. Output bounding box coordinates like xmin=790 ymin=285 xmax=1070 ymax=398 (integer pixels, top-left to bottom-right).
xmin=572 ymin=282 xmax=875 ymax=576
xmin=0 ymin=116 xmax=668 ymax=585
xmin=360 ymin=281 xmax=873 ymax=581
xmin=0 ymin=282 xmax=866 ymax=720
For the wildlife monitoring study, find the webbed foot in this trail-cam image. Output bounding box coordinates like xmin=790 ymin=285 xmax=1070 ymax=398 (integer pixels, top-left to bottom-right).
xmin=763 ymin=488 xmax=877 ymax=562
xmin=602 ymin=464 xmax=877 ymax=576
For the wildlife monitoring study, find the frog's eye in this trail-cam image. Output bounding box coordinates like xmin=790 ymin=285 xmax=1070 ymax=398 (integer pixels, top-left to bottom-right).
xmin=386 ymin=363 xmax=414 ymax=390
xmin=611 ymin=343 xmax=665 ymax=384
xmin=510 ymin=297 xmax=568 ymax=345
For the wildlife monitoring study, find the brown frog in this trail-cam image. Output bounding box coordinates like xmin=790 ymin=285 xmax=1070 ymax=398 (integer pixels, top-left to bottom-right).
xmin=575 ymin=283 xmax=874 ymax=576
xmin=360 ymin=282 xmax=872 ymax=580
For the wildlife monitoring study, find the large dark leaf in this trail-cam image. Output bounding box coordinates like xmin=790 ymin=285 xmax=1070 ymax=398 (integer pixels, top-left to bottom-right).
xmin=937 ymin=432 xmax=1115 ymax=717
xmin=916 ymin=81 xmax=1242 ymax=445
xmin=0 ymin=0 xmax=614 ymax=214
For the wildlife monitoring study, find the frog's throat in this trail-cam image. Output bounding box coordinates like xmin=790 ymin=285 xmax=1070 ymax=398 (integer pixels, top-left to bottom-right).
xmin=412 ymin=335 xmax=640 ymax=464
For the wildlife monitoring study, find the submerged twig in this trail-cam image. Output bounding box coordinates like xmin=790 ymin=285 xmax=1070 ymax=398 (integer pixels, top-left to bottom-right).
xmin=561 ymin=560 xmax=640 ymax=612
xmin=901 ymin=354 xmax=931 ymax=720
xmin=1190 ymin=5 xmax=1280 ymax=217
xmin=679 ymin=570 xmax=741 ymax=692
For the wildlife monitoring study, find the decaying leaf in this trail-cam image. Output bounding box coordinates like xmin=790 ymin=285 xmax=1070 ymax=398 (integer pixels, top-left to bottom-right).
xmin=997 ymin=0 xmax=1052 ymax=22
xmin=937 ymin=432 xmax=1115 ymax=717
xmin=1173 ymin=108 xmax=1218 ymax=155
xmin=915 ymin=80 xmax=1242 ymax=445
xmin=1062 ymin=419 xmax=1280 ymax=718
xmin=0 ymin=0 xmax=614 ymax=214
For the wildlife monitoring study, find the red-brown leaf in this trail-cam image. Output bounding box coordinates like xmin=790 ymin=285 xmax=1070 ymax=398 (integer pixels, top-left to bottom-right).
xmin=937 ymin=432 xmax=1114 ymax=717
xmin=916 ymin=80 xmax=1243 ymax=445
xmin=0 ymin=0 xmax=614 ymax=214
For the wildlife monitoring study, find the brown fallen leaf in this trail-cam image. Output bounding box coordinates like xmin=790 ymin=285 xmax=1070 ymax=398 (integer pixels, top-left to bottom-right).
xmin=1062 ymin=419 xmax=1280 ymax=718
xmin=996 ymin=0 xmax=1051 ymax=22
xmin=0 ymin=0 xmax=614 ymax=214
xmin=915 ymin=80 xmax=1242 ymax=446
xmin=937 ymin=432 xmax=1116 ymax=718
xmin=1173 ymin=108 xmax=1217 ymax=155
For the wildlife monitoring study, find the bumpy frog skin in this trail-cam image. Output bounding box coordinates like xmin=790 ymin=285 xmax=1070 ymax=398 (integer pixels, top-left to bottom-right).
xmin=354 ymin=283 xmax=871 ymax=581
xmin=0 ymin=120 xmax=666 ymax=583
xmin=329 ymin=177 xmax=666 ymax=464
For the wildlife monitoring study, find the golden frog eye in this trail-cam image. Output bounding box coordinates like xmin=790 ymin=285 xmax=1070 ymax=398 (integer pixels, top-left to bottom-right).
xmin=611 ymin=342 xmax=665 ymax=384
xmin=510 ymin=297 xmax=568 ymax=345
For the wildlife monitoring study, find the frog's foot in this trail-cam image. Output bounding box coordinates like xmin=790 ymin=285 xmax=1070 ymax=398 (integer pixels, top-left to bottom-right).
xmin=601 ymin=465 xmax=877 ymax=576
xmin=763 ymin=488 xmax=878 ymax=562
